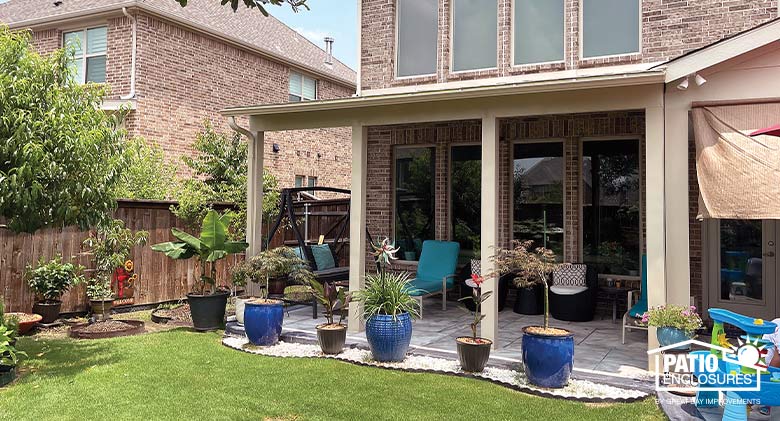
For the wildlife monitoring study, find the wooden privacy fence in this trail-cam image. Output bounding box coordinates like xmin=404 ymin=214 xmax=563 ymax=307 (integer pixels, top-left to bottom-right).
xmin=0 ymin=197 xmax=350 ymax=313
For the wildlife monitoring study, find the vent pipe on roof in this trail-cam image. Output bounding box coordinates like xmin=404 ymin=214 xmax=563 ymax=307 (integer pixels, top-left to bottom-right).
xmin=324 ymin=37 xmax=334 ymax=65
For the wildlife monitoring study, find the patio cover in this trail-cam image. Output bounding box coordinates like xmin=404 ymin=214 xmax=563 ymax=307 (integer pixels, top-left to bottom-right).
xmin=691 ymin=103 xmax=780 ymax=219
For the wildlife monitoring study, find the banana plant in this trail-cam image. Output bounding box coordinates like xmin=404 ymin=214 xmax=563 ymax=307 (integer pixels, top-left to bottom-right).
xmin=152 ymin=210 xmax=248 ymax=295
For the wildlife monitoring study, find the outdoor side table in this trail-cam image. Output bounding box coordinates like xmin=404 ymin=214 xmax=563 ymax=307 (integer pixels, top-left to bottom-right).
xmin=601 ymin=286 xmax=632 ymax=324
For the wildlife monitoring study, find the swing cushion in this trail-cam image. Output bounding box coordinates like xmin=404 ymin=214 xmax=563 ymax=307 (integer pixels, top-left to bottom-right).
xmin=311 ymin=244 xmax=336 ymax=270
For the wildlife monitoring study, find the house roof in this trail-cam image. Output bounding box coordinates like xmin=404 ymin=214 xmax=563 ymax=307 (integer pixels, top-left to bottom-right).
xmin=0 ymin=0 xmax=356 ymax=87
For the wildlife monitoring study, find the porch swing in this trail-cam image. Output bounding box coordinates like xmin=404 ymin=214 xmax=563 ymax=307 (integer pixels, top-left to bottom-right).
xmin=265 ymin=187 xmax=351 ymax=285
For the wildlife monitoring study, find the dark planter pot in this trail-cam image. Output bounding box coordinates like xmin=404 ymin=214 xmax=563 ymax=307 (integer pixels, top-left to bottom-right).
xmin=657 ymin=327 xmax=692 ymax=350
xmin=513 ymin=284 xmax=543 ymax=315
xmin=32 ymin=300 xmax=61 ymax=324
xmin=521 ymin=326 xmax=574 ymax=388
xmin=365 ymin=313 xmax=413 ymax=362
xmin=459 ymin=273 xmax=510 ymax=312
xmin=456 ymin=337 xmax=492 ymax=373
xmin=89 ymin=299 xmax=114 ymax=320
xmin=0 ymin=365 xmax=15 ymax=388
xmin=244 ymin=300 xmax=284 ymax=346
xmin=187 ymin=291 xmax=229 ymax=331
xmin=316 ymin=324 xmax=347 ymax=354
xmin=267 ymin=277 xmax=287 ymax=296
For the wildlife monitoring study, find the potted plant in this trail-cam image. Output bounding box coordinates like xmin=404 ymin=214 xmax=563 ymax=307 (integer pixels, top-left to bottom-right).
xmin=0 ymin=324 xmax=26 ymax=387
xmin=308 ymin=280 xmax=350 ymax=354
xmin=83 ymin=219 xmax=148 ymax=320
xmin=24 ymin=256 xmax=85 ymax=324
xmin=492 ymin=240 xmax=569 ymax=388
xmin=456 ymin=274 xmax=493 ymax=372
xmin=152 ymin=210 xmax=248 ymax=331
xmin=643 ymin=304 xmax=702 ymax=350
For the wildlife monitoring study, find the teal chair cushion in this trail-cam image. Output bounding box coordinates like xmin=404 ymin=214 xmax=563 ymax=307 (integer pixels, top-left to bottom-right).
xmin=291 ymin=247 xmax=304 ymax=260
xmin=405 ymin=240 xmax=460 ymax=296
xmin=311 ymin=244 xmax=336 ymax=270
xmin=628 ymin=254 xmax=648 ymax=318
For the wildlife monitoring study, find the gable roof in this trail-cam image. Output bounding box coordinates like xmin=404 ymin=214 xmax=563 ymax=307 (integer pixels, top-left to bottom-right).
xmin=0 ymin=0 xmax=356 ymax=87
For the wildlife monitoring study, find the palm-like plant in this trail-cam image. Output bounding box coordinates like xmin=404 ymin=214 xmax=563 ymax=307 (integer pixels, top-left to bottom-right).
xmin=354 ymin=272 xmax=420 ymax=320
xmin=152 ymin=210 xmax=248 ymax=295
xmin=308 ymin=281 xmax=350 ymax=326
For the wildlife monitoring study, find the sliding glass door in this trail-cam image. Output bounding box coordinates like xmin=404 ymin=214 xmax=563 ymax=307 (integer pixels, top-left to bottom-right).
xmin=451 ymin=145 xmax=481 ymax=263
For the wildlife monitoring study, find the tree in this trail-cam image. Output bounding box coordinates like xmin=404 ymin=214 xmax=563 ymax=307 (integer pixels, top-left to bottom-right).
xmin=0 ymin=26 xmax=129 ymax=233
xmin=176 ymin=0 xmax=308 ymax=15
xmin=114 ymin=137 xmax=176 ymax=200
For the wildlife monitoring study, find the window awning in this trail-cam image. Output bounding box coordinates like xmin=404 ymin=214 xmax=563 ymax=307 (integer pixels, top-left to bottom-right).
xmin=691 ymin=104 xmax=780 ymax=219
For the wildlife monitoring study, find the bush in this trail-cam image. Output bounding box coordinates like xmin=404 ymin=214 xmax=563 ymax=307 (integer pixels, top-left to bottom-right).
xmin=24 ymin=256 xmax=85 ymax=302
xmin=114 ymin=137 xmax=176 ymax=200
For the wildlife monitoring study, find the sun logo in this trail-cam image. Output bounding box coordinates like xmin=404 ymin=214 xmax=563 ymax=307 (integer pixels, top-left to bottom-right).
xmin=721 ymin=335 xmax=768 ymax=368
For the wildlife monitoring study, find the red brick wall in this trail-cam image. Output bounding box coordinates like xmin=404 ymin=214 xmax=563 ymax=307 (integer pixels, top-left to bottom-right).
xmin=360 ymin=0 xmax=778 ymax=91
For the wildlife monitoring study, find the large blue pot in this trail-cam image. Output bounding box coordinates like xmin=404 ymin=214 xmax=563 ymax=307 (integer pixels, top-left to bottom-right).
xmin=521 ymin=327 xmax=574 ymax=388
xmin=657 ymin=327 xmax=692 ymax=350
xmin=365 ymin=313 xmax=413 ymax=362
xmin=244 ymin=300 xmax=284 ymax=346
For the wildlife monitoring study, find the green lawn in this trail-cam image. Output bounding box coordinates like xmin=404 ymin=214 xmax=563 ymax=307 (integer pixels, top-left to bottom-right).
xmin=0 ymin=329 xmax=665 ymax=420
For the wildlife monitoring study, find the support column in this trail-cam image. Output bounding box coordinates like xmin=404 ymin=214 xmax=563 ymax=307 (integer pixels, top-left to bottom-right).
xmin=245 ymin=130 xmax=264 ymax=297
xmin=664 ymin=104 xmax=691 ymax=307
xmin=348 ymin=125 xmax=368 ymax=333
xmin=645 ymin=106 xmax=666 ymax=368
xmin=480 ymin=115 xmax=500 ymax=346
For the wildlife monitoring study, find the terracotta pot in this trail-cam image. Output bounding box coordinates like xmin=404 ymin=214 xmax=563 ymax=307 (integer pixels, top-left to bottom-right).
xmin=316 ymin=324 xmax=347 ymax=354
xmin=6 ymin=313 xmax=42 ymax=335
xmin=32 ymin=300 xmax=61 ymax=324
xmin=456 ymin=337 xmax=492 ymax=373
xmin=90 ymin=299 xmax=114 ymax=320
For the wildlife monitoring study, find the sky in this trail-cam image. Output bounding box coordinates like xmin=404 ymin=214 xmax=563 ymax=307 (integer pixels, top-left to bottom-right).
xmin=270 ymin=0 xmax=359 ymax=70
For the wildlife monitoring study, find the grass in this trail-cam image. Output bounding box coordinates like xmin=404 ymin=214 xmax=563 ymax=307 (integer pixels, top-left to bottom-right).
xmin=0 ymin=330 xmax=665 ymax=420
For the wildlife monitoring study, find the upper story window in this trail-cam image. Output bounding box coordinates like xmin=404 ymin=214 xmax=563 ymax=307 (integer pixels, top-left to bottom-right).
xmin=514 ymin=0 xmax=565 ymax=65
xmin=451 ymin=0 xmax=497 ymax=72
xmin=396 ymin=0 xmax=438 ymax=78
xmin=289 ymin=71 xmax=317 ymax=101
xmin=63 ymin=26 xmax=107 ymax=84
xmin=582 ymin=0 xmax=640 ymax=58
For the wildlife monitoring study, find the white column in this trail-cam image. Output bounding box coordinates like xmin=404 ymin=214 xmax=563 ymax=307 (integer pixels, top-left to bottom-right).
xmin=348 ymin=125 xmax=368 ymax=333
xmin=645 ymin=106 xmax=666 ymax=368
xmin=246 ymin=131 xmax=264 ymax=296
xmin=480 ymin=115 xmax=500 ymax=346
xmin=664 ymin=104 xmax=691 ymax=308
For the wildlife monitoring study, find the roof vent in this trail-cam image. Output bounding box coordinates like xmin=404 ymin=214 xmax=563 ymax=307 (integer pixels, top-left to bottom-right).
xmin=324 ymin=37 xmax=334 ymax=65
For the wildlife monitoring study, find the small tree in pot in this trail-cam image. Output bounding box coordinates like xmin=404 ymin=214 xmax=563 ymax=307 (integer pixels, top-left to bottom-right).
xmin=152 ymin=210 xmax=248 ymax=331
xmin=25 ymin=256 xmax=85 ymax=324
xmin=456 ymin=274 xmax=493 ymax=372
xmin=492 ymin=240 xmax=570 ymax=388
xmin=307 ymin=280 xmax=350 ymax=354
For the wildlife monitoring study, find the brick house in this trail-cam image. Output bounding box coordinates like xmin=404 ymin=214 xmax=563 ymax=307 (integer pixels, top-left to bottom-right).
xmin=226 ymin=0 xmax=780 ymax=359
xmin=0 ymin=0 xmax=356 ymax=192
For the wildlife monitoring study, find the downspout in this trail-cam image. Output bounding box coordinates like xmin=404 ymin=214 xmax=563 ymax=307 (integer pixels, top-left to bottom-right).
xmin=228 ymin=116 xmax=256 ymax=143
xmin=120 ymin=7 xmax=137 ymax=100
xmin=355 ymin=0 xmax=362 ymax=95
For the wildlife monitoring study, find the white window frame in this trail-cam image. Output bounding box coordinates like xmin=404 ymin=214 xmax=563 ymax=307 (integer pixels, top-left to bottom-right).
xmin=289 ymin=71 xmax=317 ymax=101
xmin=63 ymin=25 xmax=108 ymax=84
xmin=394 ymin=0 xmax=439 ymax=80
xmin=510 ymin=0 xmax=567 ymax=67
xmin=579 ymin=0 xmax=642 ymax=60
xmin=449 ymin=0 xmax=500 ymax=74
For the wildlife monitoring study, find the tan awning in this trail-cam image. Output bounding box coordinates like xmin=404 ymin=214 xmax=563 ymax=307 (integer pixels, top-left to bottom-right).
xmin=692 ymin=104 xmax=780 ymax=219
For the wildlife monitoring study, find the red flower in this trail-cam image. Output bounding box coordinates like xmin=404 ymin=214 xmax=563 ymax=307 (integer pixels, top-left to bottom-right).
xmin=470 ymin=274 xmax=484 ymax=287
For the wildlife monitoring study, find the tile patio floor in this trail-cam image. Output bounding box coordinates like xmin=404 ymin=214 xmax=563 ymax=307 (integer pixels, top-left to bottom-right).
xmin=282 ymin=295 xmax=650 ymax=380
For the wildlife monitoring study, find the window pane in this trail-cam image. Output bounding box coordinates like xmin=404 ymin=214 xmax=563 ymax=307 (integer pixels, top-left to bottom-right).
xmin=86 ymin=56 xmax=106 ymax=83
xmin=302 ymin=77 xmax=316 ymax=100
xmin=395 ymin=147 xmax=435 ymax=261
xmin=514 ymin=0 xmax=564 ymax=65
xmin=719 ymin=220 xmax=763 ymax=302
xmin=64 ymin=31 xmax=84 ymax=57
xmin=397 ymin=0 xmax=438 ymax=77
xmin=451 ymin=145 xmax=481 ymax=262
xmin=452 ymin=0 xmax=497 ymax=71
xmin=68 ymin=59 xmax=85 ymax=84
xmin=289 ymin=72 xmax=302 ymax=96
xmin=513 ymin=142 xmax=564 ymax=260
xmin=582 ymin=140 xmax=640 ymax=275
xmin=289 ymin=94 xmax=302 ymax=102
xmin=582 ymin=0 xmax=640 ymax=58
xmin=86 ymin=27 xmax=107 ymax=54
xmin=295 ymin=175 xmax=304 ymax=188
xmin=307 ymin=176 xmax=317 ymax=188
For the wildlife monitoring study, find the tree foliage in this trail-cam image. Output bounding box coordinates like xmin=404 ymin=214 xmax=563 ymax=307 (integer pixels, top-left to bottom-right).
xmin=114 ymin=137 xmax=176 ymax=200
xmin=0 ymin=27 xmax=129 ymax=233
xmin=176 ymin=0 xmax=307 ymax=15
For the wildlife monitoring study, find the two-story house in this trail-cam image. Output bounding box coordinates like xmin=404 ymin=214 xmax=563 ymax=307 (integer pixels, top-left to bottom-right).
xmin=230 ymin=0 xmax=780 ymax=358
xmin=0 ymin=0 xmax=356 ymax=192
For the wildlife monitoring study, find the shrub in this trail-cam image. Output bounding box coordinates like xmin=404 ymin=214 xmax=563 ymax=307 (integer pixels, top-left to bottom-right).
xmin=114 ymin=137 xmax=176 ymax=200
xmin=24 ymin=256 xmax=85 ymax=302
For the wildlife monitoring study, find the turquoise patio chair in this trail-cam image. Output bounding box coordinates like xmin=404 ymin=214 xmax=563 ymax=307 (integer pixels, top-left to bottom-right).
xmin=405 ymin=240 xmax=460 ymax=318
xmin=622 ymin=254 xmax=648 ymax=344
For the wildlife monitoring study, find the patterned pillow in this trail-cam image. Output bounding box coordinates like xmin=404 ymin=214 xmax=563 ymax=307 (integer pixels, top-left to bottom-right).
xmin=553 ymin=264 xmax=587 ymax=287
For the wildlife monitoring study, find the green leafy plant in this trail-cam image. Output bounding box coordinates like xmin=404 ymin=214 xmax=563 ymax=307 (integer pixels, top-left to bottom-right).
xmin=642 ymin=305 xmax=702 ymax=335
xmin=152 ymin=210 xmax=249 ymax=295
xmin=24 ymin=256 xmax=85 ymax=302
xmin=230 ymin=247 xmax=314 ymax=298
xmin=176 ymin=0 xmax=308 ymax=15
xmin=114 ymin=137 xmax=176 ymax=200
xmin=353 ymin=272 xmax=420 ymax=321
xmin=0 ymin=299 xmax=18 ymax=341
xmin=307 ymin=281 xmax=350 ymax=326
xmin=491 ymin=240 xmax=560 ymax=331
xmin=458 ymin=274 xmax=493 ymax=341
xmin=0 ymin=324 xmax=25 ymax=367
xmin=82 ymin=219 xmax=148 ymax=301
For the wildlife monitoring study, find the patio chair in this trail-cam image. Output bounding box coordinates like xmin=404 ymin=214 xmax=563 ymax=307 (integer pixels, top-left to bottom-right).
xmin=549 ymin=263 xmax=598 ymax=322
xmin=622 ymin=255 xmax=648 ymax=344
xmin=405 ymin=240 xmax=460 ymax=318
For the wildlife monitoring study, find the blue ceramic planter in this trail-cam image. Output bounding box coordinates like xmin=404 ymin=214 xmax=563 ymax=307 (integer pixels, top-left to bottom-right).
xmin=521 ymin=327 xmax=574 ymax=388
xmin=244 ymin=300 xmax=284 ymax=346
xmin=657 ymin=327 xmax=692 ymax=350
xmin=365 ymin=313 xmax=413 ymax=362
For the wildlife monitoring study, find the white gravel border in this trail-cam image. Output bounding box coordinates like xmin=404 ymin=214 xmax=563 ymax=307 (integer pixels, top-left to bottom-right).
xmin=222 ymin=336 xmax=648 ymax=401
